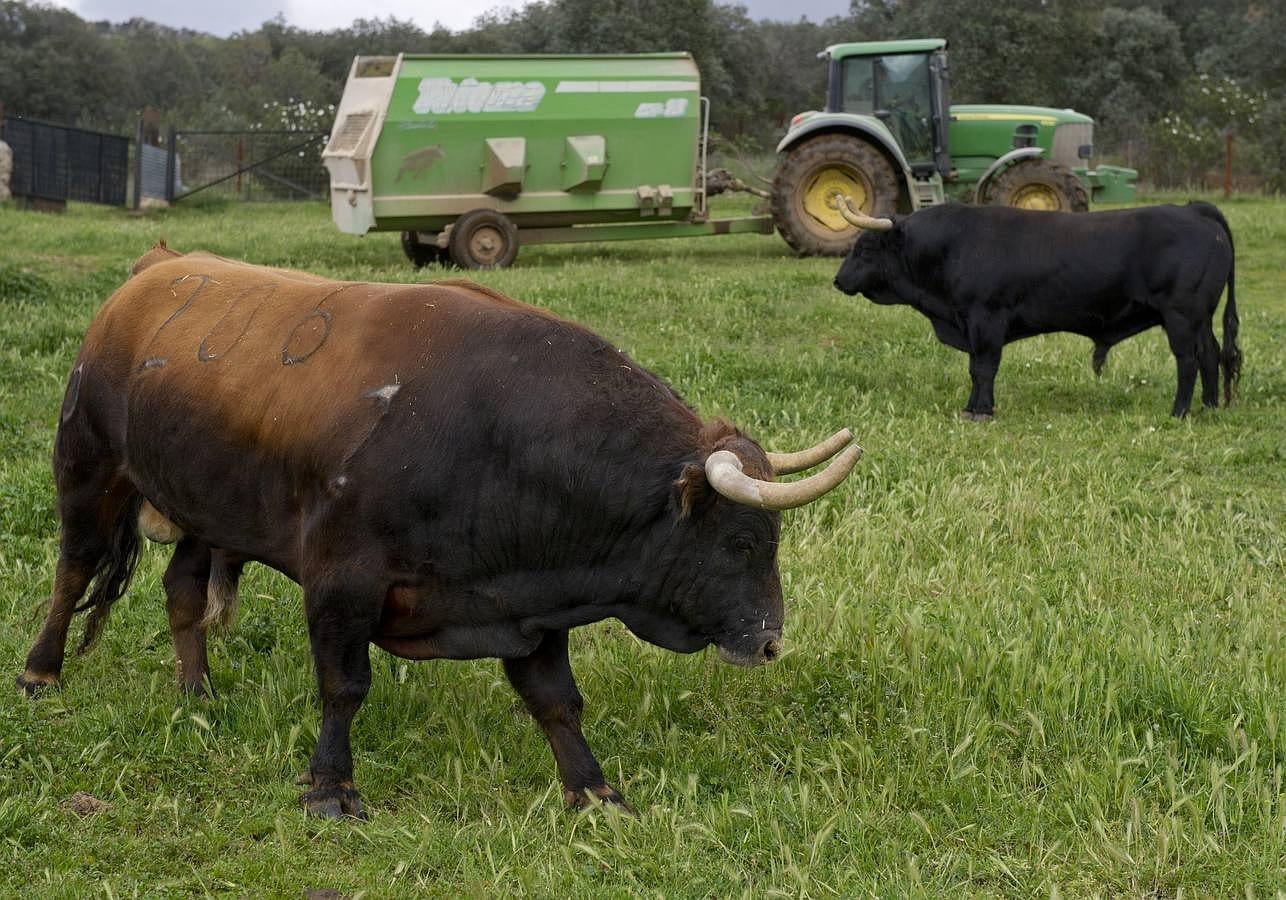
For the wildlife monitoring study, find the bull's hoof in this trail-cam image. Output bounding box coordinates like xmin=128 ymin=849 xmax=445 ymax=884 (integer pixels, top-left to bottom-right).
xmin=959 ymin=410 xmax=994 ymax=423
xmin=16 ymin=671 xmax=58 ymax=696
xmin=565 ymin=784 xmax=635 ymax=815
xmin=301 ymin=784 xmax=366 ymax=820
xmin=178 ymin=677 xmax=212 ymax=699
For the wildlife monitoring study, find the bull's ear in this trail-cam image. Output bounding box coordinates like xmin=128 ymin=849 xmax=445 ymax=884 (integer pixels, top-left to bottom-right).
xmin=673 ymin=463 xmax=711 ymax=520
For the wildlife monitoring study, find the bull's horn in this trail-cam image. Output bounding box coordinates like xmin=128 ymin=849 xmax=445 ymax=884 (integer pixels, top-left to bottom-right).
xmin=834 ymin=195 xmax=894 ymax=231
xmin=706 ymin=443 xmax=862 ymax=511
xmin=766 ymin=428 xmax=853 ymax=475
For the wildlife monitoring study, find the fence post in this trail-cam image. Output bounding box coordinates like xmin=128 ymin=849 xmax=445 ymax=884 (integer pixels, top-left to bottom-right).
xmin=133 ymin=117 xmax=144 ymax=209
xmin=164 ymin=125 xmax=176 ymax=203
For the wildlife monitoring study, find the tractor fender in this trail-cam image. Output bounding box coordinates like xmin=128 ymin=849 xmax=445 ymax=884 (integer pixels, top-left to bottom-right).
xmin=776 ymin=115 xmax=914 ymax=179
xmin=974 ymin=147 xmax=1045 ymax=203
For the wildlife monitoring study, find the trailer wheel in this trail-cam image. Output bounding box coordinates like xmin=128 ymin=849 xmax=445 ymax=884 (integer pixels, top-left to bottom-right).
xmin=401 ymin=231 xmax=447 ymax=268
xmin=448 ymin=209 xmax=520 ymax=269
xmin=772 ymin=134 xmax=898 ymax=256
xmin=983 ymin=159 xmax=1088 ymax=212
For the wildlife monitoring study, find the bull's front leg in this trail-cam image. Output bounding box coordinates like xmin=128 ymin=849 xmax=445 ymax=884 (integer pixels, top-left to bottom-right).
xmin=1092 ymin=340 xmax=1111 ymax=377
xmin=503 ymin=629 xmax=630 ymax=812
xmin=962 ymin=322 xmax=1004 ymax=422
xmin=299 ymin=577 xmax=380 ymax=819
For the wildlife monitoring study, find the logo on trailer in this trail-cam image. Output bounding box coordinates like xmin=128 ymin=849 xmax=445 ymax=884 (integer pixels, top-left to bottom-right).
xmin=412 ymin=78 xmax=546 ymax=114
xmin=634 ymin=98 xmax=689 ymax=119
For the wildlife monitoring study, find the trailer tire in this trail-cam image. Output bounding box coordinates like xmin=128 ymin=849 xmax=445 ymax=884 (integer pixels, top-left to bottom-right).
xmin=983 ymin=159 xmax=1088 ymax=212
xmin=448 ymin=209 xmax=520 ymax=269
xmin=773 ymin=134 xmax=898 ymax=257
xmin=401 ymin=231 xmax=447 ymax=268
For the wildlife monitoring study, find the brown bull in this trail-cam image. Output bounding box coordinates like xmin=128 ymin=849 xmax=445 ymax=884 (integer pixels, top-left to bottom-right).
xmin=18 ymin=243 xmax=861 ymax=817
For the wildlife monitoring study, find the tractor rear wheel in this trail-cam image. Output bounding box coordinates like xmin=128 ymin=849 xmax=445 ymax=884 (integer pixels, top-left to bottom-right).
xmin=984 ymin=159 xmax=1088 ymax=212
xmin=448 ymin=209 xmax=520 ymax=269
xmin=772 ymin=134 xmax=898 ymax=256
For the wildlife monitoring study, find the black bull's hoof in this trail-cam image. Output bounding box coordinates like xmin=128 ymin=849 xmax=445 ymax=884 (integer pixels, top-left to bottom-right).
xmin=566 ymin=784 xmax=636 ymax=815
xmin=295 ymin=775 xmax=634 ymax=819
xmin=300 ymin=782 xmax=366 ymax=820
xmin=959 ymin=410 xmax=995 ymax=423
xmin=16 ymin=672 xmax=58 ymax=696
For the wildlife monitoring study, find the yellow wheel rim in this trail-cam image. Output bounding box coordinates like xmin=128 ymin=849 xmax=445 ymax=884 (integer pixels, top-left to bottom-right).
xmin=803 ymin=167 xmax=868 ymax=232
xmin=1010 ymin=183 xmax=1062 ymax=211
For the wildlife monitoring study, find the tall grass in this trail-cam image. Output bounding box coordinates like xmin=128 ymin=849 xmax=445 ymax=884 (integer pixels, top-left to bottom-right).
xmin=0 ymin=194 xmax=1281 ymax=896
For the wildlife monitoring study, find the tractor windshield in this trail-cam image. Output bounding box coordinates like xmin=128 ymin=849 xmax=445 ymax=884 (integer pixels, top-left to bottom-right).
xmin=839 ymin=53 xmax=934 ymax=165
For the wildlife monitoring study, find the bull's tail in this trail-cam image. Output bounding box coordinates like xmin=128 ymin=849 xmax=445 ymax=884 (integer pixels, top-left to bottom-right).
xmin=1219 ymin=249 xmax=1241 ymax=406
xmin=74 ymin=493 xmax=144 ymax=653
xmin=1189 ymin=202 xmax=1241 ymax=405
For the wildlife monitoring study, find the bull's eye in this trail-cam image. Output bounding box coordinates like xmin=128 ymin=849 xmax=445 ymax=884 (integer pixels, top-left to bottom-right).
xmin=732 ymin=535 xmax=755 ymax=554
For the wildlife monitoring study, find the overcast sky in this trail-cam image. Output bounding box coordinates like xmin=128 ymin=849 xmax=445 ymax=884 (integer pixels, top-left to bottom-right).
xmin=49 ymin=0 xmax=852 ymax=36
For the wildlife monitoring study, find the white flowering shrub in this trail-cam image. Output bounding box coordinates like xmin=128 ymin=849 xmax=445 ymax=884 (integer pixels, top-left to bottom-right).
xmin=1147 ymin=74 xmax=1269 ymax=187
xmin=252 ymin=98 xmax=337 ymax=134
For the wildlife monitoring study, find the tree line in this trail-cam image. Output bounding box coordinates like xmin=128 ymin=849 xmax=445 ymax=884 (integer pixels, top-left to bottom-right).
xmin=1 ymin=0 xmax=1281 ymax=188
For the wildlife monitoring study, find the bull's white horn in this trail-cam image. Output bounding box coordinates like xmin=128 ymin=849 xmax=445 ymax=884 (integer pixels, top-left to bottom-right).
xmin=766 ymin=428 xmax=854 ymax=475
xmin=834 ymin=194 xmax=894 ymax=231
xmin=706 ymin=443 xmax=863 ymax=511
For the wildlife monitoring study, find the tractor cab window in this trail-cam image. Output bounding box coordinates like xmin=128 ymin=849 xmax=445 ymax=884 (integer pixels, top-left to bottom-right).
xmin=840 ymin=58 xmax=875 ymax=114
xmin=875 ymin=54 xmax=933 ymax=164
xmin=839 ymin=53 xmax=935 ymax=166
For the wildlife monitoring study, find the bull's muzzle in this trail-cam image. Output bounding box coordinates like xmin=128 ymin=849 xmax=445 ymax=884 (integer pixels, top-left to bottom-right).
xmin=716 ymin=631 xmax=784 ymax=668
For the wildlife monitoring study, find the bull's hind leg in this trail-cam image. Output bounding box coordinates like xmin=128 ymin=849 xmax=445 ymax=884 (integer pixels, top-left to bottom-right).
xmin=1197 ymin=322 xmax=1221 ymax=410
xmin=163 ymin=538 xmax=214 ymax=695
xmin=17 ymin=558 xmax=96 ymax=694
xmin=17 ymin=471 xmax=137 ymax=694
xmin=1162 ymin=313 xmax=1200 ymax=417
xmin=503 ymin=629 xmax=630 ymax=812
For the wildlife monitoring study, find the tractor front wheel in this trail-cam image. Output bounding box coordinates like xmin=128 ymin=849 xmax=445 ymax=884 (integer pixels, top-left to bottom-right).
xmin=772 ymin=135 xmax=898 ymax=256
xmin=983 ymin=159 xmax=1088 ymax=212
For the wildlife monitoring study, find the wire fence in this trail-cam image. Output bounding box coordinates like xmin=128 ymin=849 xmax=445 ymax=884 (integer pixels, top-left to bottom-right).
xmin=2 ymin=115 xmax=129 ymax=206
xmin=169 ymin=129 xmax=329 ymax=202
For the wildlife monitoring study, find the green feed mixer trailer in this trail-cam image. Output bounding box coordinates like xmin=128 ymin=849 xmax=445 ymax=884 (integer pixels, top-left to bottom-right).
xmin=322 ymin=52 xmax=773 ymax=268
xmin=323 ymin=42 xmax=1136 ymax=267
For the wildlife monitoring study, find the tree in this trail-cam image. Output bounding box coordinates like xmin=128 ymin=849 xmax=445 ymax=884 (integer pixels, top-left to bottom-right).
xmin=1068 ymin=6 xmax=1189 ymax=161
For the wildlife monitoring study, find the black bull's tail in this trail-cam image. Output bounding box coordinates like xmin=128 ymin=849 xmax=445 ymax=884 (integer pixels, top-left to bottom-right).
xmin=74 ymin=493 xmax=144 ymax=653
xmin=1190 ymin=201 xmax=1242 ymax=405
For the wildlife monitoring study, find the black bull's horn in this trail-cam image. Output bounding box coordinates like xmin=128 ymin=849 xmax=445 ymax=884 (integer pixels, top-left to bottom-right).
xmin=706 ymin=429 xmax=863 ymax=511
xmin=834 ymin=195 xmax=894 ymax=232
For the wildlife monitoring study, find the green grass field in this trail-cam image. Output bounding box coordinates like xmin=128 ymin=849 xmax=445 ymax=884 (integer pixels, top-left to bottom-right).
xmin=0 ymin=194 xmax=1282 ymax=897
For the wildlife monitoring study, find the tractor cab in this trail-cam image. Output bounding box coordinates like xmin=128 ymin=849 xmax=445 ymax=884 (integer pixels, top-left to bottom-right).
xmin=825 ymin=39 xmax=951 ymax=180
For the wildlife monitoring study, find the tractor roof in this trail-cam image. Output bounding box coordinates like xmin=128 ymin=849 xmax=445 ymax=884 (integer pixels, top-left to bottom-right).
xmin=823 ymin=39 xmax=947 ymax=59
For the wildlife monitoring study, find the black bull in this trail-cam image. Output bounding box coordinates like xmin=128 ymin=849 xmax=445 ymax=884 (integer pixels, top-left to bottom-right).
xmin=832 ymin=200 xmax=1241 ymax=419
xmin=17 ymin=244 xmax=860 ymax=817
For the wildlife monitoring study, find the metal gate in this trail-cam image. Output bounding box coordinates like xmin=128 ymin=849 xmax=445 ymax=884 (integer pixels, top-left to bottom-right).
xmin=2 ymin=115 xmax=130 ymax=206
xmin=166 ymin=129 xmax=329 ymax=202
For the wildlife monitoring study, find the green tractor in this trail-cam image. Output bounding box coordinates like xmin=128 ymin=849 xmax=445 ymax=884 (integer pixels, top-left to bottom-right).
xmin=772 ymin=38 xmax=1138 ymax=255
